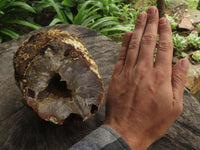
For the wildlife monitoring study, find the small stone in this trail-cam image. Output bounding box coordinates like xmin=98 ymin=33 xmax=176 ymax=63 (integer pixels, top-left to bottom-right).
xmin=184 ymin=9 xmax=200 ymax=24
xmin=185 ymin=51 xmax=200 ymax=94
xmin=178 ymin=18 xmax=194 ymax=30
xmin=167 ymin=0 xmax=188 ymax=9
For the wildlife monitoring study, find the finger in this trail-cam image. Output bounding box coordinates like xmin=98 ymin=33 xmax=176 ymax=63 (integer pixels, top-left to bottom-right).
xmin=155 ymin=18 xmax=173 ymax=77
xmin=137 ymin=6 xmax=159 ymax=68
xmin=123 ymin=12 xmax=147 ymax=70
xmin=172 ymin=59 xmax=189 ymax=103
xmin=113 ymin=31 xmax=133 ymax=74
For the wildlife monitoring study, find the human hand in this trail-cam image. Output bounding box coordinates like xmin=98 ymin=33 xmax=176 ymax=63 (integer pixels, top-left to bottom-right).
xmin=104 ymin=6 xmax=189 ymax=150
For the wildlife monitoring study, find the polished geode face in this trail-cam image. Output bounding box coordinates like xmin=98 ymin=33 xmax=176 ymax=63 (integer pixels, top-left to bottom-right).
xmin=14 ymin=30 xmax=104 ymax=124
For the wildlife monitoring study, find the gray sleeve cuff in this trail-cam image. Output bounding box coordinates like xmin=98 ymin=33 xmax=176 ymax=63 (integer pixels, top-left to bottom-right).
xmin=69 ymin=125 xmax=132 ymax=150
xmin=84 ymin=125 xmax=132 ymax=150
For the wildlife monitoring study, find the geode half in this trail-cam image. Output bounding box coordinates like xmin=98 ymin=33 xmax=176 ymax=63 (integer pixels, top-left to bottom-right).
xmin=13 ymin=30 xmax=104 ymax=124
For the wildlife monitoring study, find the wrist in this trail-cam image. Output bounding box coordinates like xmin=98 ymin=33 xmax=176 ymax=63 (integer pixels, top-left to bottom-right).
xmin=104 ymin=122 xmax=149 ymax=150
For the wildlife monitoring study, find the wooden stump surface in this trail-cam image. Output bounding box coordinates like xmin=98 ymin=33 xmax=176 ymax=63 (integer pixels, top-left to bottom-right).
xmin=0 ymin=24 xmax=200 ymax=150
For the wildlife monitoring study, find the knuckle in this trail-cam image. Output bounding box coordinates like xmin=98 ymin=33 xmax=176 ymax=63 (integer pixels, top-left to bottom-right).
xmin=142 ymin=34 xmax=156 ymax=44
xmin=129 ymin=32 xmax=140 ymax=49
xmin=155 ymin=69 xmax=166 ymax=83
xmin=147 ymin=17 xmax=159 ymax=24
xmin=135 ymin=19 xmax=145 ymax=28
xmin=129 ymin=38 xmax=139 ymax=49
xmin=123 ymin=67 xmax=132 ymax=79
xmin=159 ymin=24 xmax=172 ymax=33
xmin=135 ymin=64 xmax=147 ymax=79
xmin=158 ymin=41 xmax=173 ymax=51
xmin=147 ymin=83 xmax=156 ymax=97
xmin=173 ymin=72 xmax=186 ymax=87
xmin=117 ymin=55 xmax=126 ymax=61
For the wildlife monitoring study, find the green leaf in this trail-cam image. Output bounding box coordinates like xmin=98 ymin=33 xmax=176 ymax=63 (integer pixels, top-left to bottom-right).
xmin=172 ymin=34 xmax=187 ymax=52
xmin=48 ymin=0 xmax=69 ymax=24
xmin=64 ymin=8 xmax=73 ymax=22
xmin=166 ymin=15 xmax=178 ymax=30
xmin=61 ymin=0 xmax=76 ymax=7
xmin=0 ymin=10 xmax=4 ymax=15
xmin=5 ymin=20 xmax=41 ymax=30
xmin=74 ymin=0 xmax=96 ymax=24
xmin=197 ymin=24 xmax=200 ymax=32
xmin=8 ymin=2 xmax=36 ymax=13
xmin=32 ymin=1 xmax=50 ymax=11
xmin=192 ymin=51 xmax=200 ymax=61
xmin=180 ymin=52 xmax=187 ymax=58
xmin=49 ymin=17 xmax=62 ymax=26
xmin=0 ymin=0 xmax=7 ymax=9
xmin=0 ymin=28 xmax=19 ymax=39
xmin=89 ymin=17 xmax=119 ymax=29
xmin=100 ymin=24 xmax=134 ymax=33
xmin=105 ymin=32 xmax=125 ymax=38
xmin=109 ymin=4 xmax=120 ymax=11
xmin=187 ymin=33 xmax=200 ymax=50
xmin=93 ymin=1 xmax=104 ymax=9
xmin=82 ymin=15 xmax=101 ymax=26
xmin=74 ymin=7 xmax=100 ymax=25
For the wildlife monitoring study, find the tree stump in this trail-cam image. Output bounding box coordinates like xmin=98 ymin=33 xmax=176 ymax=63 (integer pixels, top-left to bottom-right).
xmin=0 ymin=24 xmax=200 ymax=150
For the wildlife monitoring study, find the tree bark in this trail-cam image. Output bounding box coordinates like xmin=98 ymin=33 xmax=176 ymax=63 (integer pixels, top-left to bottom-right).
xmin=157 ymin=0 xmax=165 ymax=18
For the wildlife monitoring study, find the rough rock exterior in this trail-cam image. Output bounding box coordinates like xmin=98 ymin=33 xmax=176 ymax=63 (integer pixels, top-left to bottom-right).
xmin=184 ymin=9 xmax=200 ymax=24
xmin=185 ymin=61 xmax=200 ymax=94
xmin=178 ymin=18 xmax=194 ymax=31
xmin=13 ymin=30 xmax=104 ymax=124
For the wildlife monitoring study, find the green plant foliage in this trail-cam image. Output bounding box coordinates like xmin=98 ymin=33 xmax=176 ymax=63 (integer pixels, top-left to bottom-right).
xmin=62 ymin=0 xmax=77 ymax=7
xmin=187 ymin=33 xmax=200 ymax=50
xmin=85 ymin=0 xmax=123 ymax=16
xmin=0 ymin=28 xmax=19 ymax=39
xmin=9 ymin=2 xmax=36 ymax=13
xmin=166 ymin=15 xmax=178 ymax=30
xmin=197 ymin=24 xmax=200 ymax=35
xmin=180 ymin=52 xmax=187 ymax=58
xmin=48 ymin=0 xmax=134 ymax=41
xmin=192 ymin=51 xmax=200 ymax=61
xmin=118 ymin=3 xmax=139 ymax=24
xmin=61 ymin=0 xmax=86 ymax=7
xmin=172 ymin=34 xmax=187 ymax=57
xmin=0 ymin=0 xmax=139 ymax=43
xmin=133 ymin=0 xmax=157 ymax=9
xmin=186 ymin=0 xmax=199 ymax=9
xmin=0 ymin=0 xmax=41 ymax=43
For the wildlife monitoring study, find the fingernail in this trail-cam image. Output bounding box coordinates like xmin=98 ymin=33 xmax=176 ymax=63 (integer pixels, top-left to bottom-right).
xmin=148 ymin=7 xmax=157 ymax=14
xmin=159 ymin=18 xmax=167 ymax=25
xmin=181 ymin=59 xmax=189 ymax=71
xmin=138 ymin=12 xmax=146 ymax=20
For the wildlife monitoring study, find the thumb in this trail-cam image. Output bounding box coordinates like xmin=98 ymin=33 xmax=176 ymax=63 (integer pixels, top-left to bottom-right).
xmin=172 ymin=58 xmax=189 ymax=101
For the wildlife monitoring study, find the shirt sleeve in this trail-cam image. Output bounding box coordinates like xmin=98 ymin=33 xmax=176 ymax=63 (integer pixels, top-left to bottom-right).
xmin=68 ymin=125 xmax=132 ymax=150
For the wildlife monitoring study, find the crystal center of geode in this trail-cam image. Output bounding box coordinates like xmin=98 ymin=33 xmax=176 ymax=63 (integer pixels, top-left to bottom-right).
xmin=38 ymin=73 xmax=72 ymax=100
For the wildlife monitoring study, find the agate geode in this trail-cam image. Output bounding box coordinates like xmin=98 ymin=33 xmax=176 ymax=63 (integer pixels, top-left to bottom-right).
xmin=13 ymin=30 xmax=104 ymax=124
